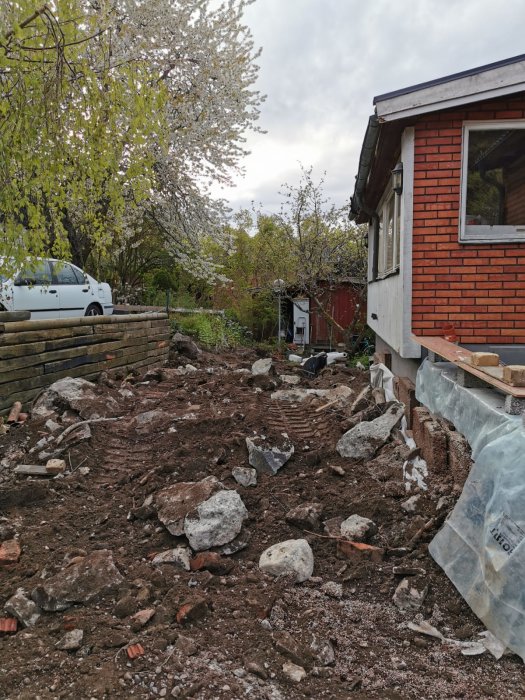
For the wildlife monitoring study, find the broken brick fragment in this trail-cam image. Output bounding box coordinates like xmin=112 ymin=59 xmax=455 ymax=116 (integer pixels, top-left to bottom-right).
xmin=126 ymin=643 xmax=145 ymax=659
xmin=0 ymin=617 xmax=17 ymax=634
xmin=336 ymin=540 xmax=384 ymax=563
xmin=176 ymin=598 xmax=208 ymax=625
xmin=190 ymin=552 xmax=234 ymax=575
xmin=0 ymin=539 xmax=21 ymax=565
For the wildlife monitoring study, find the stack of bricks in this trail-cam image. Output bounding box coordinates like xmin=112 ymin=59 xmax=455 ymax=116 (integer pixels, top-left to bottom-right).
xmin=411 ymin=406 xmax=473 ymax=488
xmin=411 ymin=94 xmax=525 ymax=345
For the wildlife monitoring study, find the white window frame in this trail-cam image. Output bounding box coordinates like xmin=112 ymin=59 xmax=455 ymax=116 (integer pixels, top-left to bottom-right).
xmin=375 ymin=178 xmax=401 ymax=279
xmin=460 ymin=119 xmax=525 ymax=243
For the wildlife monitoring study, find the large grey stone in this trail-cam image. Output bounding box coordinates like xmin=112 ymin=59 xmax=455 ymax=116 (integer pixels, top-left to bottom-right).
xmin=31 ymin=550 xmax=123 ymax=612
xmin=32 ymin=377 xmax=118 ymax=419
xmin=259 ymin=539 xmax=314 ymax=583
xmin=246 ymin=436 xmax=294 ymax=475
xmin=4 ymin=588 xmax=41 ymax=627
xmin=184 ymin=489 xmax=248 ymax=551
xmin=251 ymin=358 xmax=273 ymax=376
xmin=340 ymin=514 xmax=377 ymax=542
xmin=155 ymin=477 xmax=222 ymax=536
xmin=171 ymin=332 xmax=201 ymax=360
xmin=336 ymin=402 xmax=405 ymax=460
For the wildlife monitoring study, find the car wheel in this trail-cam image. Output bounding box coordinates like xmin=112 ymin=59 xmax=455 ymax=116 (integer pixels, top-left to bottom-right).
xmin=85 ymin=303 xmax=102 ymax=317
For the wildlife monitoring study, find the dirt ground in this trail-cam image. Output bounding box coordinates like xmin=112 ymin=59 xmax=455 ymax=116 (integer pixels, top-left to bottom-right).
xmin=0 ymin=345 xmax=524 ymax=700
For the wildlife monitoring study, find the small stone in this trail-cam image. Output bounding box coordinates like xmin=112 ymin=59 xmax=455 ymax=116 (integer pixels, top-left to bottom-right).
xmin=114 ymin=595 xmax=138 ymax=619
xmin=329 ymin=464 xmax=346 ymax=477
xmin=56 ymin=628 xmax=84 ymax=651
xmin=259 ymin=539 xmax=314 ymax=583
xmin=251 ymin=358 xmax=273 ymax=376
xmin=323 ymin=516 xmax=344 ymax=537
xmin=340 ymin=515 xmax=377 ymax=542
xmin=45 ymin=458 xmax=66 ymax=474
xmin=279 ymin=375 xmax=301 ymax=385
xmin=285 ymin=502 xmax=323 ymax=531
xmin=320 ymin=581 xmax=343 ymax=599
xmin=273 ymin=630 xmax=314 ymax=668
xmin=393 ymin=577 xmax=428 ymax=612
xmin=310 ymin=637 xmax=336 ymax=666
xmin=336 ymin=402 xmax=405 ymax=460
xmin=130 ymin=608 xmax=155 ymax=631
xmin=231 ymin=467 xmax=257 ymax=487
xmin=401 ymin=495 xmax=421 ymax=513
xmin=282 ymin=661 xmax=306 ymax=683
xmin=151 ymin=547 xmax=191 ymax=571
xmin=4 ymin=588 xmax=41 ymax=627
xmin=246 ymin=436 xmax=294 ymax=475
xmin=175 ymin=634 xmax=199 ymax=656
xmin=245 ymin=661 xmax=268 ymax=679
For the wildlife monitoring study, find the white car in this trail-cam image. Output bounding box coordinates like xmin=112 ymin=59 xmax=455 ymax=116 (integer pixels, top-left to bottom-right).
xmin=0 ymin=259 xmax=113 ymax=320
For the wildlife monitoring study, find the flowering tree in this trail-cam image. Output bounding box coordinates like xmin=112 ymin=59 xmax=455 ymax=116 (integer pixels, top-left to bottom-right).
xmin=0 ymin=1 xmax=263 ymax=279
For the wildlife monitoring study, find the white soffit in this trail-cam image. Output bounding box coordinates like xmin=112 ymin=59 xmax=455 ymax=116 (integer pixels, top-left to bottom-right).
xmin=375 ymin=59 xmax=525 ymax=122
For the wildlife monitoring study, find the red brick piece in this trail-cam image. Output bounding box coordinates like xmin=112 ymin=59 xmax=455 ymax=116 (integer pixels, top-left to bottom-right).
xmin=0 ymin=618 xmax=17 ymax=634
xmin=190 ymin=552 xmax=234 ymax=575
xmin=126 ymin=643 xmax=145 ymax=659
xmin=176 ymin=598 xmax=208 ymax=625
xmin=0 ymin=539 xmax=21 ymax=566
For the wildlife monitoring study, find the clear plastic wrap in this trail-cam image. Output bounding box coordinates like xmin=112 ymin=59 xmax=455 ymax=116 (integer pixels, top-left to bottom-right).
xmin=416 ymin=359 xmax=525 ymax=660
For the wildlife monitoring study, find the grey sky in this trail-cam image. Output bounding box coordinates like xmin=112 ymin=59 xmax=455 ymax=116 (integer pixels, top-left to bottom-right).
xmin=211 ymin=0 xmax=525 ymax=216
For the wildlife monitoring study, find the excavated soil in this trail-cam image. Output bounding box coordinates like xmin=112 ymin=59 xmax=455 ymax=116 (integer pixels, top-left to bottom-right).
xmin=0 ymin=346 xmax=524 ymax=700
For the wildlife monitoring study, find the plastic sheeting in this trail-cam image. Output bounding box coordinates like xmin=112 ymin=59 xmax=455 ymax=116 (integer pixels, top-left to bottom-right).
xmin=416 ymin=359 xmax=525 ymax=661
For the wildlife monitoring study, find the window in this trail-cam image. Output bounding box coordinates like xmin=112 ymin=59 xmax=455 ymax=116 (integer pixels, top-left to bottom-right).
xmin=53 ymin=262 xmax=84 ymax=285
xmin=15 ymin=260 xmax=52 ymax=285
xmin=460 ymin=121 xmax=525 ymax=242
xmin=373 ymin=180 xmax=401 ymax=279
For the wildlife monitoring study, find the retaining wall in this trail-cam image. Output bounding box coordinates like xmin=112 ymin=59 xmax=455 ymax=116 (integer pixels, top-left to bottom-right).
xmin=0 ymin=313 xmax=170 ymax=411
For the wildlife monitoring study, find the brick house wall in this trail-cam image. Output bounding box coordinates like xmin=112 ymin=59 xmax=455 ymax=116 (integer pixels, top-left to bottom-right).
xmin=411 ymin=93 xmax=525 ymax=344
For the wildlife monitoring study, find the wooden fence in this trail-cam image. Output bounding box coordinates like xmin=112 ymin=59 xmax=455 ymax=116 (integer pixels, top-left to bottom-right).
xmin=0 ymin=313 xmax=170 ymax=412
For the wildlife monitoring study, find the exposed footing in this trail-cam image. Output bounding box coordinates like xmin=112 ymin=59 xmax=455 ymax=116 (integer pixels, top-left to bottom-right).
xmin=456 ymin=368 xmax=489 ymax=389
xmin=504 ymin=395 xmax=525 ymax=416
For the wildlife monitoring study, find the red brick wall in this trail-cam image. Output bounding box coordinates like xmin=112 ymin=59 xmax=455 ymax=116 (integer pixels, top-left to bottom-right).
xmin=411 ymin=94 xmax=525 ymax=344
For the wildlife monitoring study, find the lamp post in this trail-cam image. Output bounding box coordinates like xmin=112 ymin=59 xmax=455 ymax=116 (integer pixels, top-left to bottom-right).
xmin=272 ymin=279 xmax=285 ymax=344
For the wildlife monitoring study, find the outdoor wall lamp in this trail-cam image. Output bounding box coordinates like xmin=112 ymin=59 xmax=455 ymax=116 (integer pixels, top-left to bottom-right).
xmin=392 ymin=162 xmax=403 ymax=195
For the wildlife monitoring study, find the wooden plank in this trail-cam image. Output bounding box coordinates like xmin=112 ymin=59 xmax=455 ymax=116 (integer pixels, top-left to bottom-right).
xmin=0 ymin=312 xmax=167 ymax=335
xmin=0 ymin=326 xmax=94 ymax=346
xmin=0 ymin=341 xmax=46 ymax=360
xmin=412 ymin=335 xmax=525 ymax=398
xmin=0 ymin=330 xmax=170 ymax=373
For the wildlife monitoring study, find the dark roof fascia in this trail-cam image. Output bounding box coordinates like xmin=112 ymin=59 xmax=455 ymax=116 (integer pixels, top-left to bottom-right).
xmin=373 ymin=52 xmax=525 ymax=105
xmin=349 ymin=114 xmax=381 ymax=222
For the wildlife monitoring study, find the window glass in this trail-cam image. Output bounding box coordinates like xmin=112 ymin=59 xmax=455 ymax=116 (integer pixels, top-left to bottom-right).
xmin=376 ymin=186 xmax=401 ymax=279
xmin=16 ymin=261 xmax=52 ymax=285
xmin=462 ymin=124 xmax=525 ymax=240
xmin=54 ymin=263 xmax=81 ymax=285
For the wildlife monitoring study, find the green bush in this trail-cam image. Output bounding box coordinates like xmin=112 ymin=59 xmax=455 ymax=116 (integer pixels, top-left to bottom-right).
xmin=172 ymin=313 xmax=249 ymax=350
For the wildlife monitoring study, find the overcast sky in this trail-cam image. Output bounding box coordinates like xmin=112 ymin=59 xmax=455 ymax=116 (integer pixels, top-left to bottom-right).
xmin=210 ymin=0 xmax=525 ymax=217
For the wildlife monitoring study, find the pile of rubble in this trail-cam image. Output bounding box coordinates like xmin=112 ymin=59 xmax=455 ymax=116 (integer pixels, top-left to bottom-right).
xmin=0 ymin=343 xmax=523 ymax=699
